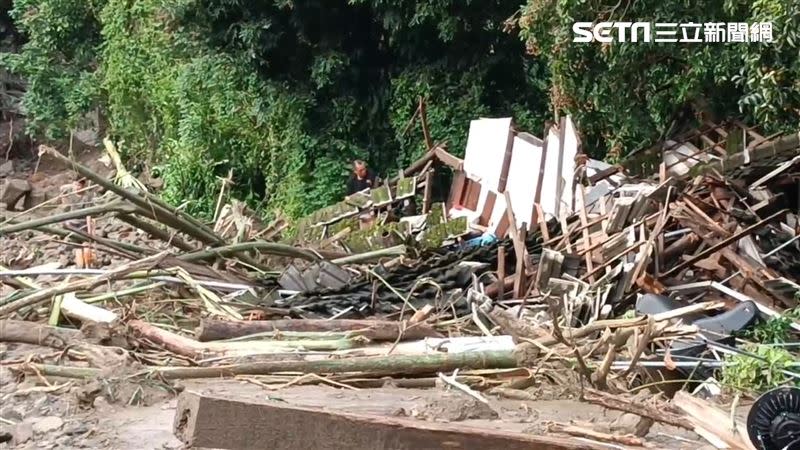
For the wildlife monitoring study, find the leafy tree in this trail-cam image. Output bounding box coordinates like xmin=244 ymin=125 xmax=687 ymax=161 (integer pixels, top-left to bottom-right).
xmin=1 ymin=0 xmax=104 ymax=139
xmin=4 ymin=0 xmax=798 ymax=218
xmin=3 ymin=0 xmax=543 ymax=218
xmin=518 ymin=0 xmax=800 ymax=158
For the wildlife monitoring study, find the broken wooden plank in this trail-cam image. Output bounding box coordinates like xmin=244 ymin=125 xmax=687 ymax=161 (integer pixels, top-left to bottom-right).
xmin=503 ymin=191 xmax=530 ymax=298
xmin=605 ymin=197 xmax=634 ymax=234
xmin=661 ymin=209 xmax=786 ymax=278
xmin=575 ymin=185 xmax=596 ymax=283
xmin=536 ymin=249 xmax=564 ymax=291
xmin=673 ymin=391 xmax=755 ymax=450
xmin=422 ymin=170 xmax=433 ymax=214
xmin=496 ymin=246 xmax=506 ymax=300
xmin=514 ymin=225 xmax=528 ymax=298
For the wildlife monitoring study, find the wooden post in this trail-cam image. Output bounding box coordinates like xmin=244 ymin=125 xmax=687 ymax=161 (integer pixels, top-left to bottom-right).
xmin=422 ymin=170 xmax=433 ymax=214
xmin=496 ymin=246 xmax=506 ymax=300
xmin=514 ymin=225 xmax=528 ymax=299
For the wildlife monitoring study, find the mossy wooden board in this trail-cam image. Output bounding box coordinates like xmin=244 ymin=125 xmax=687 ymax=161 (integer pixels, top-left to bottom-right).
xmin=395 ymin=177 xmax=417 ymax=200
xmin=370 ymin=186 xmax=393 ymax=207
xmin=345 ymin=191 xmax=372 ymax=208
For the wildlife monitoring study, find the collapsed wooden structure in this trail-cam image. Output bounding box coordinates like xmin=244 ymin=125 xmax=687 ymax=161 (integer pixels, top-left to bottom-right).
xmin=1 ymin=115 xmax=799 ymax=449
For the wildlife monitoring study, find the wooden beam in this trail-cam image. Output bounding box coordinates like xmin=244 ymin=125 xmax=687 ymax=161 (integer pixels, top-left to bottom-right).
xmin=514 ymin=225 xmax=528 ymax=298
xmin=422 ymin=170 xmax=433 ymax=214
xmin=496 ymin=246 xmax=506 ymax=300
xmin=661 ymin=209 xmax=786 ymax=278
xmin=576 ymin=185 xmax=595 ymax=282
xmin=447 ymin=170 xmax=467 ymax=210
xmin=432 ymin=147 xmax=463 ymax=171
xmin=588 ymin=165 xmax=621 ymax=185
xmin=174 ymin=389 xmax=604 ymax=450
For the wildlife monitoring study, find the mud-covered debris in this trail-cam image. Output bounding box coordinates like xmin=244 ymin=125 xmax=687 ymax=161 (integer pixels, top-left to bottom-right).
xmin=414 ymin=394 xmax=499 ymax=422
xmin=32 ymin=416 xmax=64 ymax=434
xmin=0 ymin=160 xmax=13 ymax=177
xmin=12 ymin=421 xmax=33 ymax=444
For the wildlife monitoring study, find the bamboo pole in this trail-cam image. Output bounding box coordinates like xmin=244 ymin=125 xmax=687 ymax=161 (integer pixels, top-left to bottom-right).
xmin=20 ymin=349 xmax=517 ymax=380
xmin=41 ymin=146 xmax=221 ymax=244
xmin=118 ymin=214 xmax=197 ymax=252
xmin=41 ymin=147 xmax=270 ymax=271
xmin=180 ymin=241 xmax=322 ymax=263
xmin=0 ymin=200 xmax=137 ymax=235
xmin=0 ymin=252 xmax=166 ymax=317
xmin=330 ymin=245 xmax=406 ymax=265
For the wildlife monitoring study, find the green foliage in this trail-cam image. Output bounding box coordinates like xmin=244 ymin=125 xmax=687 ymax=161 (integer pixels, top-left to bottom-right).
xmin=3 ymin=0 xmax=545 ymax=219
xmin=721 ymin=344 xmax=799 ymax=393
xmin=0 ymin=0 xmax=105 ymax=139
xmin=6 ymin=0 xmax=800 ymax=218
xmin=518 ymin=0 xmax=800 ymax=158
xmin=744 ymin=306 xmax=800 ymax=344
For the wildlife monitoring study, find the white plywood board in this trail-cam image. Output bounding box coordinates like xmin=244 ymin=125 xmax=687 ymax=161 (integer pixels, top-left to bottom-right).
xmin=462 ymin=118 xmax=512 ymax=192
xmin=506 ymin=136 xmax=543 ymax=229
xmin=539 ymin=126 xmax=561 ymax=218
xmin=558 ymin=116 xmax=579 ymax=217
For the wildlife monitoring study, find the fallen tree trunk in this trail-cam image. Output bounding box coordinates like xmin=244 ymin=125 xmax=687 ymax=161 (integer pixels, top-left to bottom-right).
xmin=195 ymin=319 xmax=443 ymax=342
xmin=0 ymin=319 xmax=80 ymax=348
xmin=22 ymin=349 xmax=518 ymax=380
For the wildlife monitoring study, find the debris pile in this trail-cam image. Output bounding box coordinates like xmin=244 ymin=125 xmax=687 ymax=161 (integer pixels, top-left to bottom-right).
xmin=1 ymin=117 xmax=799 ymax=449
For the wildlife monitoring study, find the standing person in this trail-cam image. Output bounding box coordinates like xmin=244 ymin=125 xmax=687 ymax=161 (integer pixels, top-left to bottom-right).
xmin=346 ymin=160 xmax=379 ymax=195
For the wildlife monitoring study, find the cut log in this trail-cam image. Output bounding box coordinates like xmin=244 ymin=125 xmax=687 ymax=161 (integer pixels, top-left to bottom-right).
xmin=195 ymin=319 xmax=443 ymax=342
xmin=173 ymin=389 xmax=604 ymax=450
xmin=60 ymin=294 xmax=119 ymax=324
xmin=0 ymin=320 xmax=80 ymax=349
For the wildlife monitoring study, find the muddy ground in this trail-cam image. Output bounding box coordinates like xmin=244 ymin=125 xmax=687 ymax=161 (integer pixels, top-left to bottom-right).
xmin=1 ymin=346 xmax=711 ymax=450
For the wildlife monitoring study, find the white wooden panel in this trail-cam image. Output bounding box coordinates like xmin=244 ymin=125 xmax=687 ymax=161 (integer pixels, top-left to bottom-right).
xmin=506 ymin=136 xmax=543 ymax=229
xmin=462 ymin=117 xmax=512 ymax=192
xmin=559 ymin=116 xmax=579 ymax=217
xmin=540 ymin=126 xmax=561 ymax=218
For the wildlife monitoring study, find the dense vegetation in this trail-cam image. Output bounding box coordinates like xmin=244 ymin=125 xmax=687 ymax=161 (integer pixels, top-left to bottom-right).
xmin=2 ymin=0 xmax=799 ymax=217
xmin=519 ymin=0 xmax=800 ymax=161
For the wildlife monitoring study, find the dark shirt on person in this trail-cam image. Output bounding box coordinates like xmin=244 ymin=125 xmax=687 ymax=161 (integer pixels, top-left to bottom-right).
xmin=346 ymin=169 xmax=378 ymax=195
